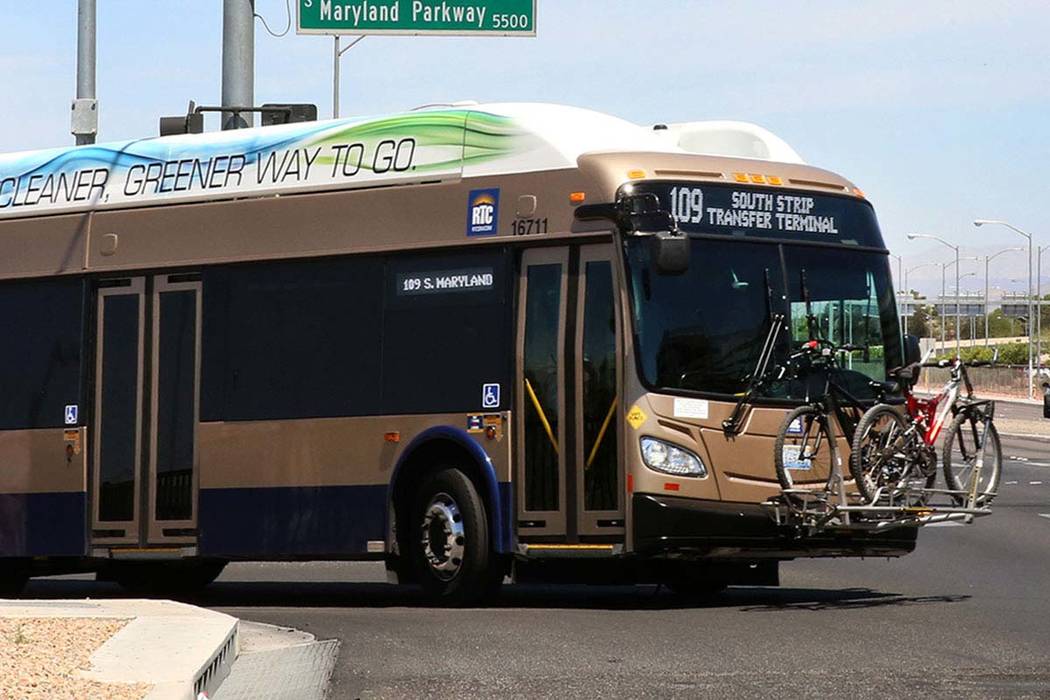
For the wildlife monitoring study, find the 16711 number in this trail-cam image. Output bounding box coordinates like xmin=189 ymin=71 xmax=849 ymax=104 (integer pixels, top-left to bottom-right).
xmin=512 ymin=217 xmax=549 ymax=236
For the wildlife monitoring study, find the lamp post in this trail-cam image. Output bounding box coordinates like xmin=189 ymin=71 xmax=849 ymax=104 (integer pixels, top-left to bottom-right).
xmin=1039 ymin=244 xmax=1049 ymax=370
xmin=974 ymin=220 xmax=1035 ymax=398
xmin=904 ymin=261 xmax=939 ymax=336
xmin=955 ymin=271 xmax=977 ymax=345
xmin=984 ymin=247 xmax=1025 ymax=346
xmin=931 ymin=253 xmax=977 ymax=354
xmin=909 ymin=233 xmax=964 ymax=357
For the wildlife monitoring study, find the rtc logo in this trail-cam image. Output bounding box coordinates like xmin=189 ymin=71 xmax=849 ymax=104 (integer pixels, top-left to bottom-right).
xmin=466 ymin=188 xmax=500 ymax=237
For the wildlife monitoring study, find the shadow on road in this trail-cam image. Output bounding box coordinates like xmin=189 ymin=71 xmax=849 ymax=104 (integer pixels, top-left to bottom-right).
xmin=15 ymin=578 xmax=971 ymax=613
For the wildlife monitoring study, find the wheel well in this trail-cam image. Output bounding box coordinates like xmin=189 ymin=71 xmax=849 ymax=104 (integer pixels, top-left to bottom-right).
xmin=390 ymin=438 xmax=500 ymax=564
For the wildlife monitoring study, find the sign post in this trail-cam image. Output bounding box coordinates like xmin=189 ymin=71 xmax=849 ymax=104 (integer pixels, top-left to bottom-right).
xmin=298 ymin=0 xmax=536 ymax=36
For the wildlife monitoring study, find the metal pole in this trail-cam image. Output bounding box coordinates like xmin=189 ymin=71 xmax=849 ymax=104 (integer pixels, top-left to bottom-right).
xmin=333 ymin=36 xmax=340 ymax=119
xmin=221 ymin=0 xmax=255 ymax=130
xmin=985 ymin=257 xmax=990 ymax=346
xmin=941 ymin=264 xmax=946 ymax=352
xmin=1038 ymin=246 xmax=1045 ymax=371
xmin=73 ymin=0 xmax=97 ymax=145
xmin=956 ymin=246 xmax=961 ymax=359
xmin=903 ymin=269 xmax=909 ymax=336
xmin=1028 ymin=238 xmax=1034 ymax=396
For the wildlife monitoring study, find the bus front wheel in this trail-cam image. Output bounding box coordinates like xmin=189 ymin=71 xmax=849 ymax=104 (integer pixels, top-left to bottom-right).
xmin=410 ymin=467 xmax=497 ymax=606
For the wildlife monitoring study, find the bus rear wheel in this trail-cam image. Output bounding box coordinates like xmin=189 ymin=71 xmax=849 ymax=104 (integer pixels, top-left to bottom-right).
xmin=411 ymin=467 xmax=496 ymax=606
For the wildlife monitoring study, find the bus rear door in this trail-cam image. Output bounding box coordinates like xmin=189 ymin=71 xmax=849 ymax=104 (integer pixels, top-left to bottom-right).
xmin=90 ymin=274 xmax=202 ymax=550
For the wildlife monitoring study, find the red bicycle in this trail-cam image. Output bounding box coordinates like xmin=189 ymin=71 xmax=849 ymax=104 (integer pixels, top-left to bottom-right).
xmin=849 ymin=353 xmax=1002 ymax=506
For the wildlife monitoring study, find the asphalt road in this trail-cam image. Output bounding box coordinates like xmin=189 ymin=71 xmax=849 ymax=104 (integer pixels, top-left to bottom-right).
xmin=21 ymin=431 xmax=1050 ymax=698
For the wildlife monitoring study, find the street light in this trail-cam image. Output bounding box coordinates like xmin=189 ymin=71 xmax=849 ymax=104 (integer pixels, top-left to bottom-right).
xmin=904 ymin=261 xmax=940 ymax=336
xmin=974 ymin=219 xmax=1035 ymax=398
xmin=955 ymin=271 xmax=977 ymax=345
xmin=1038 ymin=244 xmax=1050 ymax=370
xmin=935 ymin=255 xmax=979 ymax=352
xmin=907 ymin=234 xmax=961 ymax=358
xmin=984 ymin=247 xmax=1024 ymax=346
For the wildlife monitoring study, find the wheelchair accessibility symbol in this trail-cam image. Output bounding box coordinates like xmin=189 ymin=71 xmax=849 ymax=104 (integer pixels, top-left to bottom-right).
xmin=482 ymin=383 xmax=500 ymax=409
xmin=64 ymin=404 xmax=79 ymax=425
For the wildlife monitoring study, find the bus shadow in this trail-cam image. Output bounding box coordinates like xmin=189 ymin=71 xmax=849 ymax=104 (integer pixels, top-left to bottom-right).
xmin=17 ymin=578 xmax=971 ymax=612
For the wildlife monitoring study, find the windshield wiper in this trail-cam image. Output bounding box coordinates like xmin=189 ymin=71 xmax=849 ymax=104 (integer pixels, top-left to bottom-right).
xmin=723 ymin=312 xmax=785 ymax=437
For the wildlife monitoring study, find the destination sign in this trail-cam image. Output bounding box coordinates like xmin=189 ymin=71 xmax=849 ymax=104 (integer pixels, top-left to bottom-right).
xmin=396 ymin=267 xmax=495 ymax=295
xmin=627 ymin=182 xmax=884 ymax=248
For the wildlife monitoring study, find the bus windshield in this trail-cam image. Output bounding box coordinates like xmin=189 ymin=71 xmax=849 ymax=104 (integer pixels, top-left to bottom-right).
xmin=625 ymin=237 xmax=902 ymax=400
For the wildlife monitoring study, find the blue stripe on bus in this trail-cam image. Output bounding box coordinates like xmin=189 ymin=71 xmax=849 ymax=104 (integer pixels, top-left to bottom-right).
xmin=0 ymin=492 xmax=86 ymax=557
xmin=198 ymin=482 xmax=514 ymax=558
xmin=198 ymin=485 xmax=388 ymax=557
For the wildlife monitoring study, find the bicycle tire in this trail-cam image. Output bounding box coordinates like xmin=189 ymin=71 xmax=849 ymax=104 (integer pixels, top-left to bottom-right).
xmin=942 ymin=410 xmax=1002 ymax=507
xmin=850 ymin=404 xmax=932 ymax=503
xmin=774 ymin=405 xmax=836 ymax=491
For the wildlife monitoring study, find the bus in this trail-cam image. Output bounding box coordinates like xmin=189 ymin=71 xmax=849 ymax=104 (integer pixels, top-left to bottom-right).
xmin=0 ymin=103 xmax=911 ymax=603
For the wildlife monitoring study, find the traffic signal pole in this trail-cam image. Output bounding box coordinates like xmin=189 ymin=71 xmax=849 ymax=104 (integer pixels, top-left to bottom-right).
xmin=222 ymin=0 xmax=255 ymax=129
xmin=72 ymin=0 xmax=97 ymax=144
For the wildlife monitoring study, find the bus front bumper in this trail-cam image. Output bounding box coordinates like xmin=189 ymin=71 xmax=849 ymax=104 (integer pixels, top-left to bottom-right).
xmin=632 ymin=493 xmax=918 ymax=559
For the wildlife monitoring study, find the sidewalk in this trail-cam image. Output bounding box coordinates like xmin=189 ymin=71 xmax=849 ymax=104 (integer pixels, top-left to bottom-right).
xmin=0 ymin=599 xmax=237 ymax=700
xmin=0 ymin=599 xmax=339 ymax=700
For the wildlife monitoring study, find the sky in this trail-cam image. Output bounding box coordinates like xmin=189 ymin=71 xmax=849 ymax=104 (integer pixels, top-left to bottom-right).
xmin=2 ymin=0 xmax=1048 ymax=296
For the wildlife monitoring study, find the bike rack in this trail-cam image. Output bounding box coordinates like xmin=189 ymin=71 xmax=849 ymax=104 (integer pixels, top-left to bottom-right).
xmin=764 ymin=409 xmax=996 ymax=535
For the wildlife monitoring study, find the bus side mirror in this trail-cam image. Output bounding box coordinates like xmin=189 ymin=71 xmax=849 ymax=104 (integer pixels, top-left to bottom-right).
xmin=652 ymin=233 xmax=690 ymax=275
xmin=903 ymin=334 xmax=921 ymax=366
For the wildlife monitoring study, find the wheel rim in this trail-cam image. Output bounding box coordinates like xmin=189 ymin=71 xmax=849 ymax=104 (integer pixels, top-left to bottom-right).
xmin=420 ymin=492 xmax=466 ymax=581
xmin=950 ymin=419 xmax=998 ymax=497
xmin=858 ymin=412 xmax=908 ymax=498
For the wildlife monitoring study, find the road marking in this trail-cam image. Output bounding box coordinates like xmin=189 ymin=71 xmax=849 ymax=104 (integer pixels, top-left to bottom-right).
xmin=1005 ymin=480 xmax=1018 ymax=485
xmin=1040 ymin=514 xmax=1050 ymax=520
xmin=1030 ymin=481 xmax=1044 ymax=485
xmin=926 ymin=522 xmax=965 ymax=528
xmin=1027 ymin=462 xmax=1050 ymax=468
xmin=1011 ymin=456 xmax=1030 ymax=462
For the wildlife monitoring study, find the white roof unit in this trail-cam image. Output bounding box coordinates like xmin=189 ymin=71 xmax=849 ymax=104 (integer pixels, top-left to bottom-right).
xmin=650 ymin=121 xmax=806 ymax=164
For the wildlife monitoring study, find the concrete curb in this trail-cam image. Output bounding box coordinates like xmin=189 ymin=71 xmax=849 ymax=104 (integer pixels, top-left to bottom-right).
xmin=0 ymin=598 xmax=239 ymax=700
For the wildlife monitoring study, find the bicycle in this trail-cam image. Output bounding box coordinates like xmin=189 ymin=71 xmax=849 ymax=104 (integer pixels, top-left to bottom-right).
xmin=771 ymin=338 xmax=896 ymax=493
xmin=849 ymin=354 xmax=1001 ymax=507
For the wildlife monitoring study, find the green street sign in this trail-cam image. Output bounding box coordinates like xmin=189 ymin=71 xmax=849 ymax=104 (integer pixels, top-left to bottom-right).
xmin=297 ymin=0 xmax=536 ymax=36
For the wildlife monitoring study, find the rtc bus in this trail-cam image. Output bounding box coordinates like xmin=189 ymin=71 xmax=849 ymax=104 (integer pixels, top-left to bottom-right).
xmin=0 ymin=103 xmax=910 ymax=603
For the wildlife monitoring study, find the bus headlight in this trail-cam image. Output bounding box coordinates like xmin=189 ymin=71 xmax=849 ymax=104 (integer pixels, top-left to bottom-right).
xmin=640 ymin=437 xmax=707 ymax=477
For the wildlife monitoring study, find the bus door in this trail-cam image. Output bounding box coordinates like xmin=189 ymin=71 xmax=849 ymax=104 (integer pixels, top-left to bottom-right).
xmin=516 ymin=244 xmax=624 ymax=541
xmin=91 ymin=274 xmax=202 ymax=548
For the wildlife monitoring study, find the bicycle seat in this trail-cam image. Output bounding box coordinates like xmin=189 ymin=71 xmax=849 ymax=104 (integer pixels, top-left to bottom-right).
xmin=888 ymin=364 xmax=918 ymax=384
xmin=869 ymin=379 xmax=905 ymax=405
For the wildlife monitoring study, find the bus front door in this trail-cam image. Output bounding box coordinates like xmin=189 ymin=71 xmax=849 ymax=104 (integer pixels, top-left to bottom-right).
xmin=90 ymin=274 xmax=202 ymax=550
xmin=516 ymin=245 xmax=624 ymax=543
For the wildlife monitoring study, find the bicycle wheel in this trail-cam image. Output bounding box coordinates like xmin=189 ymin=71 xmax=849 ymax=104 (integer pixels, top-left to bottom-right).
xmin=774 ymin=405 xmax=837 ymax=491
xmin=850 ymin=404 xmax=931 ymax=503
xmin=943 ymin=410 xmax=1002 ymax=506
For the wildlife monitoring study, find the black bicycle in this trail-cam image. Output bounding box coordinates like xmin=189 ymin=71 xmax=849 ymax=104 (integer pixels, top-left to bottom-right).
xmin=772 ymin=338 xmax=896 ymax=492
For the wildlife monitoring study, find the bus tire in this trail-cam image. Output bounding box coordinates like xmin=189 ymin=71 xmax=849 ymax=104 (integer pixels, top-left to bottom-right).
xmin=943 ymin=411 xmax=1002 ymax=507
xmin=411 ymin=467 xmax=493 ymax=606
xmin=774 ymin=405 xmax=835 ymax=491
xmin=110 ymin=560 xmax=227 ymax=594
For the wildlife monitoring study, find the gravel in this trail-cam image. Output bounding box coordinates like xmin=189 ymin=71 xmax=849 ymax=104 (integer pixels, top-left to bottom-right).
xmin=0 ymin=617 xmax=150 ymax=700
